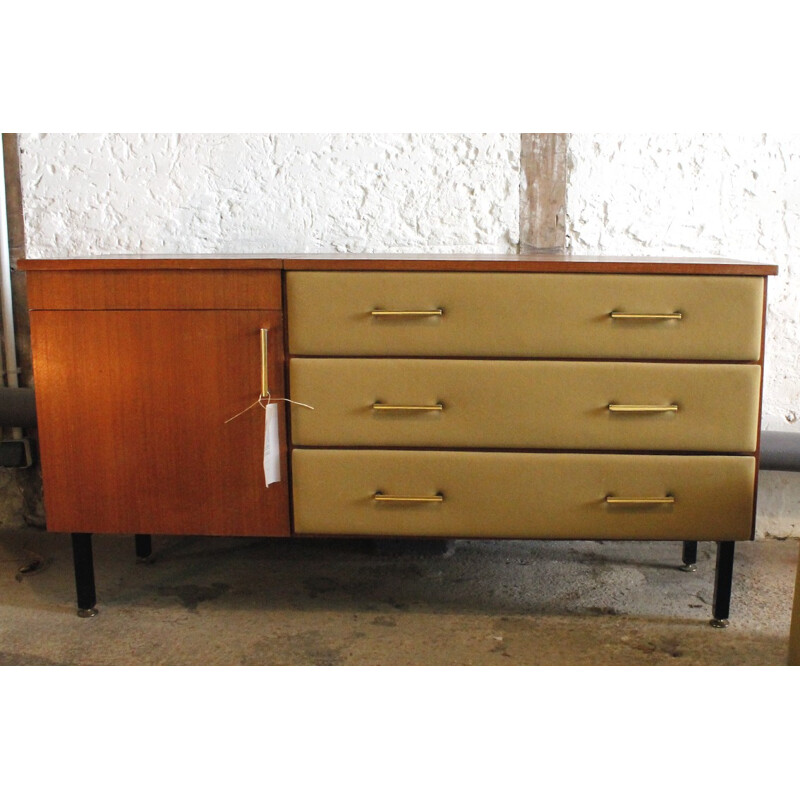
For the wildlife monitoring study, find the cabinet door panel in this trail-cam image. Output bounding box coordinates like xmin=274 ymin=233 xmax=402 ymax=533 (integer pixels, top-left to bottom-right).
xmin=31 ymin=310 xmax=289 ymax=536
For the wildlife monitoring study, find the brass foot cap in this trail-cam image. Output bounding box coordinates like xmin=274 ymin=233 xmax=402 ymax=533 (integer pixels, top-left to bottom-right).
xmin=77 ymin=607 xmax=99 ymax=618
xmin=710 ymin=618 xmax=729 ymax=629
xmin=680 ymin=563 xmax=698 ymax=572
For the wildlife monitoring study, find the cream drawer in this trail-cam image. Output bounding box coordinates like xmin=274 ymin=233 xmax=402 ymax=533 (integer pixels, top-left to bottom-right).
xmin=286 ymin=271 xmax=764 ymax=360
xmin=289 ymin=359 xmax=761 ymax=452
xmin=292 ymin=449 xmax=755 ymax=540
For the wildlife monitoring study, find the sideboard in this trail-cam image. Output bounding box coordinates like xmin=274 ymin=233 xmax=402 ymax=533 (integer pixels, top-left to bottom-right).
xmin=19 ymin=254 xmax=778 ymax=626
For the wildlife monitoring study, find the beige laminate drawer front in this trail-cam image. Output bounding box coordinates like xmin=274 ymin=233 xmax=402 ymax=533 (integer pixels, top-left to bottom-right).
xmin=291 ymin=450 xmax=756 ymax=540
xmin=290 ymin=359 xmax=761 ymax=452
xmin=286 ymin=272 xmax=764 ymax=360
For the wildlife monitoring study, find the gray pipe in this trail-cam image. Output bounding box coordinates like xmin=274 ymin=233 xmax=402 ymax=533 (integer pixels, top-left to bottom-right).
xmin=1 ymin=142 xmax=23 ymax=440
xmin=760 ymin=431 xmax=800 ymax=472
xmin=0 ymin=386 xmax=36 ymax=428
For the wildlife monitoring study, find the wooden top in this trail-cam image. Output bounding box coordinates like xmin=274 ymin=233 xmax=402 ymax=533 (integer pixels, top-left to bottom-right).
xmin=17 ymin=253 xmax=779 ymax=276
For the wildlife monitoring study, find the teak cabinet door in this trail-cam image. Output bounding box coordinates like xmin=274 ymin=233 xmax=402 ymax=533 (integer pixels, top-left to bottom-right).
xmin=30 ymin=309 xmax=290 ymax=537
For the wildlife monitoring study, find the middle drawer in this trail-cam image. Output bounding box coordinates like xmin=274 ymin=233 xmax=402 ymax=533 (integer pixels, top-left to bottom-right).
xmin=289 ymin=358 xmax=761 ymax=452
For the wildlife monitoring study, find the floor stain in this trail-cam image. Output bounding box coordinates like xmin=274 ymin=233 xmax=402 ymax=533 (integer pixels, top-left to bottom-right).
xmin=586 ymin=606 xmax=621 ymax=616
xmin=157 ymin=582 xmax=230 ymax=611
xmin=304 ymin=576 xmax=340 ymax=597
xmin=0 ymin=651 xmax=66 ymax=666
xmin=249 ymin=631 xmax=345 ymax=666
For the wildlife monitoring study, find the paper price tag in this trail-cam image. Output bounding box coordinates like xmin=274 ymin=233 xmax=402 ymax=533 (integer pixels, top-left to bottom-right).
xmin=264 ymin=402 xmax=281 ymax=486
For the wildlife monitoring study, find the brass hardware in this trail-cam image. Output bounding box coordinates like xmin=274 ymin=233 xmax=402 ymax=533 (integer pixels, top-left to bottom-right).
xmin=609 ymin=311 xmax=683 ymax=320
xmin=373 ymin=492 xmax=444 ymax=503
xmin=371 ymin=309 xmax=444 ymax=317
xmin=608 ymin=404 xmax=679 ymax=413
xmin=372 ymin=403 xmax=444 ymax=412
xmin=260 ymin=328 xmax=269 ymax=396
xmin=605 ymin=495 xmax=675 ymax=505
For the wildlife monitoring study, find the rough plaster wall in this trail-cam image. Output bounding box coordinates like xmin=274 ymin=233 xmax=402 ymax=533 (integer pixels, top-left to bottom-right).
xmin=566 ymin=133 xmax=800 ymax=538
xmin=19 ymin=133 xmax=520 ymax=256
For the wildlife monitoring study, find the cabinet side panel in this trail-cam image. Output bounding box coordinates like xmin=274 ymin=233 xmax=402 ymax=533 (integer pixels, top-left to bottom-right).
xmin=30 ymin=309 xmax=290 ymax=536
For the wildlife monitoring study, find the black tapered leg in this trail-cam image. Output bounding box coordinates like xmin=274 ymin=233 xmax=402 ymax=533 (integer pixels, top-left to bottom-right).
xmin=71 ymin=533 xmax=98 ymax=618
xmin=711 ymin=541 xmax=735 ymax=628
xmin=681 ymin=540 xmax=698 ymax=572
xmin=135 ymin=534 xmax=153 ymax=563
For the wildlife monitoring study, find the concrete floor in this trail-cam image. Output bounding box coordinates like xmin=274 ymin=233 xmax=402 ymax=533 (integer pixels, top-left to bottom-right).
xmin=0 ymin=527 xmax=797 ymax=665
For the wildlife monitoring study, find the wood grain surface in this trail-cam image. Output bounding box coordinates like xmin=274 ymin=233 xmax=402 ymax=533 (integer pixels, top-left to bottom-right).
xmin=27 ymin=270 xmax=283 ymax=310
xmin=520 ymin=133 xmax=567 ymax=253
xmin=30 ymin=308 xmax=290 ymax=536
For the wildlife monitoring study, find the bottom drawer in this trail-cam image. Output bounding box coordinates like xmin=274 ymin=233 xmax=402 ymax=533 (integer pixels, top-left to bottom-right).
xmin=292 ymin=450 xmax=756 ymax=540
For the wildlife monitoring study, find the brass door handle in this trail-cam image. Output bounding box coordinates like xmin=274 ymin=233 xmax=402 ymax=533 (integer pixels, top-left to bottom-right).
xmin=372 ymin=403 xmax=444 ymax=412
xmin=608 ymin=404 xmax=679 ymax=413
xmin=371 ymin=308 xmax=444 ymax=317
xmin=260 ymin=328 xmax=269 ymax=396
xmin=609 ymin=311 xmax=682 ymax=320
xmin=605 ymin=495 xmax=675 ymax=505
xmin=373 ymin=492 xmax=444 ymax=503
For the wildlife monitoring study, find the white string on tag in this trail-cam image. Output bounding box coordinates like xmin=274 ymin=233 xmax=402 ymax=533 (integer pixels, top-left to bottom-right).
xmin=224 ymin=396 xmax=264 ymax=425
xmin=224 ymin=393 xmax=315 ymax=425
xmin=274 ymin=397 xmax=315 ymax=410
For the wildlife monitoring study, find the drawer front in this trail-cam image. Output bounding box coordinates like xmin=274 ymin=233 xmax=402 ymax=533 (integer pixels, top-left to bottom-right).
xmin=27 ymin=269 xmax=283 ymax=310
xmin=286 ymin=272 xmax=764 ymax=360
xmin=292 ymin=450 xmax=755 ymax=540
xmin=290 ymin=359 xmax=761 ymax=452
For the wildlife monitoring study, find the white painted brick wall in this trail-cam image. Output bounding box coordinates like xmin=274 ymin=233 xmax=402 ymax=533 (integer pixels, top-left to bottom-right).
xmin=16 ymin=132 xmax=800 ymax=538
xmin=566 ymin=133 xmax=800 ymax=538
xmin=19 ymin=133 xmax=520 ymax=255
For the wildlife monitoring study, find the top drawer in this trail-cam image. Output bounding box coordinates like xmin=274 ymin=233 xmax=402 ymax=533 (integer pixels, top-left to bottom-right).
xmin=286 ymin=271 xmax=764 ymax=360
xmin=27 ymin=270 xmax=283 ymax=311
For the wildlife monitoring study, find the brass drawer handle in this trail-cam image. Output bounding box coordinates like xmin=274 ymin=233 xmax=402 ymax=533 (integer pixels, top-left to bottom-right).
xmin=371 ymin=308 xmax=444 ymax=317
xmin=605 ymin=495 xmax=675 ymax=505
xmin=608 ymin=404 xmax=679 ymax=413
xmin=372 ymin=403 xmax=444 ymax=412
xmin=609 ymin=311 xmax=683 ymax=320
xmin=373 ymin=492 xmax=444 ymax=503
